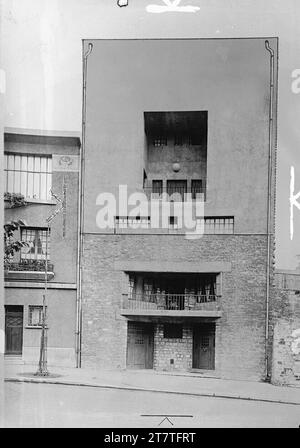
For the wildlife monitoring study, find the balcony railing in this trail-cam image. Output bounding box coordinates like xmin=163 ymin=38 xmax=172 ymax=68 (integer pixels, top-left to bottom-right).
xmin=143 ymin=185 xmax=206 ymax=201
xmin=4 ymin=259 xmax=54 ymax=272
xmin=122 ymin=293 xmax=218 ymax=311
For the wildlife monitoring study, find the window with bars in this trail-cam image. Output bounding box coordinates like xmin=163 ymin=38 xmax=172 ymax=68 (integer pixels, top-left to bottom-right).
xmin=28 ymin=305 xmax=45 ymax=327
xmin=153 ymin=137 xmax=167 ymax=147
xmin=191 ymin=179 xmax=203 ymax=199
xmin=164 ymin=324 xmax=183 ymax=339
xmin=21 ymin=228 xmax=50 ymax=261
xmin=152 ymin=180 xmax=163 ymax=195
xmin=174 ymin=135 xmax=183 ymax=146
xmin=167 ymin=180 xmax=187 ymax=198
xmin=196 ymin=217 xmax=234 ymax=234
xmin=4 ymin=153 xmax=52 ymax=200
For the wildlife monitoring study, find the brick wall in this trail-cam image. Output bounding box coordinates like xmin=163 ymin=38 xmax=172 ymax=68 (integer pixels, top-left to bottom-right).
xmin=153 ymin=324 xmax=193 ymax=371
xmin=271 ymin=271 xmax=300 ymax=385
xmin=81 ymin=233 xmax=270 ymax=381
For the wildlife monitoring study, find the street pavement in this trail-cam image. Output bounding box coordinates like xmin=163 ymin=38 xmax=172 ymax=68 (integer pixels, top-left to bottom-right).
xmin=4 ymin=381 xmax=300 ymax=428
xmin=4 ymin=362 xmax=300 ymax=405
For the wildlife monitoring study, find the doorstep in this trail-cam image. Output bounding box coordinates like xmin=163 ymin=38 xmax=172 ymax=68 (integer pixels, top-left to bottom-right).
xmin=127 ymin=368 xmax=220 ymax=379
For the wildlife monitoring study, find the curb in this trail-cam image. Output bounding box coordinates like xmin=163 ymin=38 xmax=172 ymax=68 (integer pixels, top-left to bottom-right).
xmin=5 ymin=377 xmax=300 ymax=406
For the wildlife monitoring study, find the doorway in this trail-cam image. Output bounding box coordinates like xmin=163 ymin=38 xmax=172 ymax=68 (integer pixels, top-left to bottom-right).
xmin=5 ymin=305 xmax=24 ymax=355
xmin=126 ymin=322 xmax=154 ymax=369
xmin=192 ymin=324 xmax=215 ymax=370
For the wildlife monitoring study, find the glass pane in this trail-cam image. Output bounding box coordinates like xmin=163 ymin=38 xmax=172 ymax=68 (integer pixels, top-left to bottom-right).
xmin=47 ymin=158 xmax=52 ymax=173
xmin=14 ymin=155 xmax=21 ymax=171
xmin=27 ymin=156 xmax=34 ymax=172
xmin=7 ymin=155 xmax=15 ymax=170
xmin=21 ymin=155 xmax=28 ymax=171
xmin=27 ymin=172 xmax=34 ymax=198
xmin=40 ymin=173 xmax=47 ymax=200
xmin=34 ymin=156 xmax=40 ymax=173
xmin=33 ymin=173 xmax=40 ymax=198
xmin=20 ymin=172 xmax=27 ymax=196
xmin=46 ymin=173 xmax=52 ymax=199
xmin=14 ymin=170 xmax=21 ymax=194
xmin=7 ymin=171 xmax=14 ymax=192
xmin=40 ymin=157 xmax=47 ymax=173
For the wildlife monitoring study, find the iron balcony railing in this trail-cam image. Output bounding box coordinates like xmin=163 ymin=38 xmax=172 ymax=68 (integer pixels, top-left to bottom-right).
xmin=143 ymin=185 xmax=206 ymax=201
xmin=4 ymin=259 xmax=54 ymax=272
xmin=123 ymin=293 xmax=218 ymax=311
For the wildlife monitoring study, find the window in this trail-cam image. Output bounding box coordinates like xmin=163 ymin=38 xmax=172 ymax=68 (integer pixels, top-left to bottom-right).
xmin=21 ymin=228 xmax=50 ymax=260
xmin=152 ymin=180 xmax=163 ymax=195
xmin=4 ymin=153 xmax=52 ymax=200
xmin=164 ymin=324 xmax=183 ymax=339
xmin=168 ymin=216 xmax=178 ymax=228
xmin=174 ymin=135 xmax=183 ymax=146
xmin=153 ymin=137 xmax=167 ymax=147
xmin=191 ymin=179 xmax=203 ymax=199
xmin=188 ymin=134 xmax=201 ymax=145
xmin=167 ymin=180 xmax=187 ymax=199
xmin=28 ymin=306 xmax=45 ymax=327
xmin=196 ymin=217 xmax=234 ymax=234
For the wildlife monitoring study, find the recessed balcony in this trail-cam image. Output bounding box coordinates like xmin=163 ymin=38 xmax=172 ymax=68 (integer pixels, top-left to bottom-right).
xmin=121 ymin=292 xmax=222 ymax=318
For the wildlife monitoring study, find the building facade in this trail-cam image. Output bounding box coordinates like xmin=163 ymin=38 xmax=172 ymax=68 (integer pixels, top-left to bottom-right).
xmin=272 ymin=267 xmax=300 ymax=385
xmin=80 ymin=38 xmax=278 ymax=381
xmin=4 ymin=129 xmax=80 ymax=367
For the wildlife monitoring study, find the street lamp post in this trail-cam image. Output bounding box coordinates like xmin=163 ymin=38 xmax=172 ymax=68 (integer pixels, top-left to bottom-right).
xmin=35 ymin=222 xmax=50 ymax=376
xmin=35 ymin=183 xmax=66 ymax=377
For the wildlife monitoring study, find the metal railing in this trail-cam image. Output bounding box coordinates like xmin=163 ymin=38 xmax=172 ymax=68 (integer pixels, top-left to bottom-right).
xmin=123 ymin=293 xmax=217 ymax=311
xmin=4 ymin=259 xmax=54 ymax=272
xmin=143 ymin=185 xmax=206 ymax=201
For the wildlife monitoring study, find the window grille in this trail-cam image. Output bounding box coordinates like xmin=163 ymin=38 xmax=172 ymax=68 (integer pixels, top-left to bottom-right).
xmin=153 ymin=137 xmax=167 ymax=147
xmin=196 ymin=217 xmax=234 ymax=234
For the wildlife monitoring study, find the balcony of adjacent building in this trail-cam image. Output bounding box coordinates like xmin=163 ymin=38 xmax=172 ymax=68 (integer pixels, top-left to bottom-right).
xmin=4 ymin=227 xmax=54 ymax=282
xmin=120 ymin=272 xmax=222 ymax=319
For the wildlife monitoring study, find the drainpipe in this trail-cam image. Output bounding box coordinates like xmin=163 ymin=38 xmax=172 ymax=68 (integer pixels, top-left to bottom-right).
xmin=75 ymin=42 xmax=93 ymax=368
xmin=264 ymin=40 xmax=275 ymax=381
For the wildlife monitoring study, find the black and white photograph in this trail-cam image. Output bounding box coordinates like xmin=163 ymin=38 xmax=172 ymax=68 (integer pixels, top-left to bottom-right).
xmin=0 ymin=0 xmax=300 ymax=432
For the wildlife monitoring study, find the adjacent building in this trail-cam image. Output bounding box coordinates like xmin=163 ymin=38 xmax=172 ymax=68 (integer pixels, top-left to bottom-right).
xmin=4 ymin=128 xmax=80 ymax=367
xmin=80 ymin=38 xmax=278 ymax=381
xmin=272 ymin=266 xmax=300 ymax=385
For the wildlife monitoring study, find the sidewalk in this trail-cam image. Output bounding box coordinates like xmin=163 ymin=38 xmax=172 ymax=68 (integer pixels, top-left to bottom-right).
xmin=5 ymin=362 xmax=300 ymax=405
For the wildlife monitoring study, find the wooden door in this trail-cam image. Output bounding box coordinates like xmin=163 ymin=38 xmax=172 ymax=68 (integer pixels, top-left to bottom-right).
xmin=5 ymin=306 xmax=23 ymax=355
xmin=127 ymin=322 xmax=154 ymax=369
xmin=193 ymin=325 xmax=215 ymax=370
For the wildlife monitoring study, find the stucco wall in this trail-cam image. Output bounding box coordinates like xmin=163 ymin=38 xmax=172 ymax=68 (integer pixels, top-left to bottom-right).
xmin=4 ymin=133 xmax=80 ymax=284
xmin=5 ymin=287 xmax=76 ymax=367
xmin=84 ymin=38 xmax=278 ymax=234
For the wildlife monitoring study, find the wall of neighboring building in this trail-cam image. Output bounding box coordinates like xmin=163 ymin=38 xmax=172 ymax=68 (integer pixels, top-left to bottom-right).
xmin=4 ymin=131 xmax=80 ymax=367
xmin=271 ymin=271 xmax=300 ymax=385
xmin=4 ymin=133 xmax=80 ymax=285
xmin=81 ymin=233 xmax=268 ymax=381
xmin=5 ymin=287 xmax=76 ymax=367
xmin=0 ymin=84 xmax=4 ymax=427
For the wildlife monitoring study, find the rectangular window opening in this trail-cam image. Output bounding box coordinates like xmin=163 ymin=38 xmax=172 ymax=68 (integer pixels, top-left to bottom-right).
xmin=164 ymin=324 xmax=183 ymax=339
xmin=4 ymin=153 xmax=52 ymax=200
